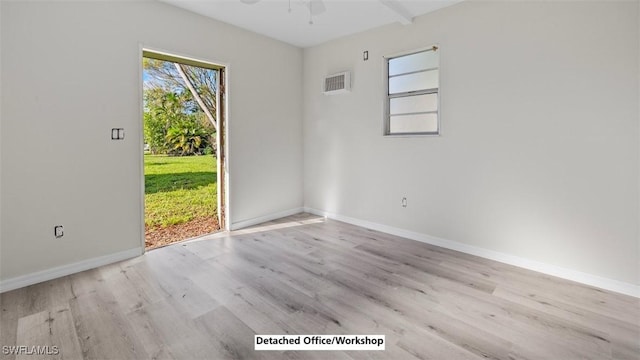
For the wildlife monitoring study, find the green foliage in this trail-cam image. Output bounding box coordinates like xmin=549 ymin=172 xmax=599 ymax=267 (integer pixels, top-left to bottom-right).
xmin=143 ymin=86 xmax=215 ymax=156
xmin=143 ymin=58 xmax=218 ymax=156
xmin=145 ymin=155 xmax=217 ymax=227
xmin=144 ymin=88 xmax=182 ymax=154
xmin=165 ymin=117 xmax=213 ymax=156
xmin=143 ymin=58 xmax=217 ymax=120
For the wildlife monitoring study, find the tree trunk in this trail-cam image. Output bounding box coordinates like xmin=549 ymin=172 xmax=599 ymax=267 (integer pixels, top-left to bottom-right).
xmin=173 ymin=63 xmax=218 ymax=132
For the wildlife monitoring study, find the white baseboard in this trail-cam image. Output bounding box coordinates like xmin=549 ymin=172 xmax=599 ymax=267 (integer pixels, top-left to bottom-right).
xmin=0 ymin=247 xmax=143 ymax=293
xmin=304 ymin=207 xmax=640 ymax=298
xmin=230 ymin=207 xmax=304 ymax=231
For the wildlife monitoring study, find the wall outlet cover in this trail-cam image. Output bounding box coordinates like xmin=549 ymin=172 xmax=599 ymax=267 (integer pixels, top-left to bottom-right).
xmin=54 ymin=226 xmax=64 ymax=238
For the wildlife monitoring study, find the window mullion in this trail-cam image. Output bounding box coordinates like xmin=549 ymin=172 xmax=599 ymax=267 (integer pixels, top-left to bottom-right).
xmin=385 ymin=46 xmax=440 ymax=136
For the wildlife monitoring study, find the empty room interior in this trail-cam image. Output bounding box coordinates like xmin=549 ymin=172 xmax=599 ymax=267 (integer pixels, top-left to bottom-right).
xmin=1 ymin=0 xmax=639 ymax=359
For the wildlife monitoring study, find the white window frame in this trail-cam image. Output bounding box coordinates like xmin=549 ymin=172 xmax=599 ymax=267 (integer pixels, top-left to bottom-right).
xmin=384 ymin=45 xmax=441 ymax=136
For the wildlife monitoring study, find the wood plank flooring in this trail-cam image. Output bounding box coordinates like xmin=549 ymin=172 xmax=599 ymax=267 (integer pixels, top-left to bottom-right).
xmin=1 ymin=213 xmax=639 ymax=359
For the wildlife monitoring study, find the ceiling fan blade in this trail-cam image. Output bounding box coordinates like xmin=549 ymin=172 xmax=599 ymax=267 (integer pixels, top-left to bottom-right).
xmin=240 ymin=0 xmax=261 ymax=4
xmin=308 ymin=0 xmax=326 ymax=15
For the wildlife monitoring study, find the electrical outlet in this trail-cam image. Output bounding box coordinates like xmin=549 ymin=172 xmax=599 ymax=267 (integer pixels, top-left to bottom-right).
xmin=54 ymin=225 xmax=64 ymax=238
xmin=401 ymin=197 xmax=407 ymax=208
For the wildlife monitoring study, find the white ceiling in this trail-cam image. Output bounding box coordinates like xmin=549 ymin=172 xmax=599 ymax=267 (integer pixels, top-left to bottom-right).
xmin=160 ymin=0 xmax=462 ymax=48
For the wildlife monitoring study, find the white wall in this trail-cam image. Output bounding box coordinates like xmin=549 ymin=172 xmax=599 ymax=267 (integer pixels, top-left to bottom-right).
xmin=0 ymin=1 xmax=3 ymax=270
xmin=0 ymin=1 xmax=303 ymax=284
xmin=304 ymin=1 xmax=640 ymax=287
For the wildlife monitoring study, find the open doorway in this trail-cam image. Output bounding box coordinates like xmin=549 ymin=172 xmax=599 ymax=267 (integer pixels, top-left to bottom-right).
xmin=141 ymin=49 xmax=227 ymax=250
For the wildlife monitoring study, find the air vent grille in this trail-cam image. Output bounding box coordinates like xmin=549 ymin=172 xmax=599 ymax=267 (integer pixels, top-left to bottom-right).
xmin=323 ymin=71 xmax=351 ymax=95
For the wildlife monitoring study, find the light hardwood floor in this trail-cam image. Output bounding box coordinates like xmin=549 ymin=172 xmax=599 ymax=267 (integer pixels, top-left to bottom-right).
xmin=1 ymin=213 xmax=639 ymax=359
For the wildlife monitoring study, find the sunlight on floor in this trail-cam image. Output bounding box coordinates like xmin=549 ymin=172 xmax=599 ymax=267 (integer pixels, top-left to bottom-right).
xmin=233 ymin=217 xmax=326 ymax=235
xmin=180 ymin=215 xmax=327 ymax=245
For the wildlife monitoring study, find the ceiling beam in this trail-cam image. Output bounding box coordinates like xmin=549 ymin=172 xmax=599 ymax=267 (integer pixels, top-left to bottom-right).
xmin=379 ymin=0 xmax=413 ymax=25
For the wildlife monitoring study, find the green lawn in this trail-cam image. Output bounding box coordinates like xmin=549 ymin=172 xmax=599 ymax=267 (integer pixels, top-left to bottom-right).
xmin=145 ymin=155 xmax=217 ymax=227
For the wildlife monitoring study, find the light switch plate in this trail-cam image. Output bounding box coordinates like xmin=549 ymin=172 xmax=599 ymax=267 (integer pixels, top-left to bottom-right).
xmin=111 ymin=128 xmax=124 ymax=140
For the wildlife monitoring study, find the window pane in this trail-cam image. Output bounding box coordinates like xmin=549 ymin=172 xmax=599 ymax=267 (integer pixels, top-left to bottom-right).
xmin=389 ymin=113 xmax=438 ymax=134
xmin=390 ymin=93 xmax=438 ymax=115
xmin=389 ymin=70 xmax=438 ymax=94
xmin=389 ymin=50 xmax=438 ymax=76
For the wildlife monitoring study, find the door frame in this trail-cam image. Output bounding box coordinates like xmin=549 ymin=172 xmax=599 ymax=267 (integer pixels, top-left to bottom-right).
xmin=137 ymin=46 xmax=230 ymax=252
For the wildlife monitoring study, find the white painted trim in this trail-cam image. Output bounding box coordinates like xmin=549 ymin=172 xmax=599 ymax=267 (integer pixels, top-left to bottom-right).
xmin=222 ymin=65 xmax=231 ymax=231
xmin=0 ymin=247 xmax=143 ymax=293
xmin=304 ymin=207 xmax=640 ymax=298
xmin=230 ymin=207 xmax=304 ymax=230
xmin=138 ymin=44 xmax=147 ymax=253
